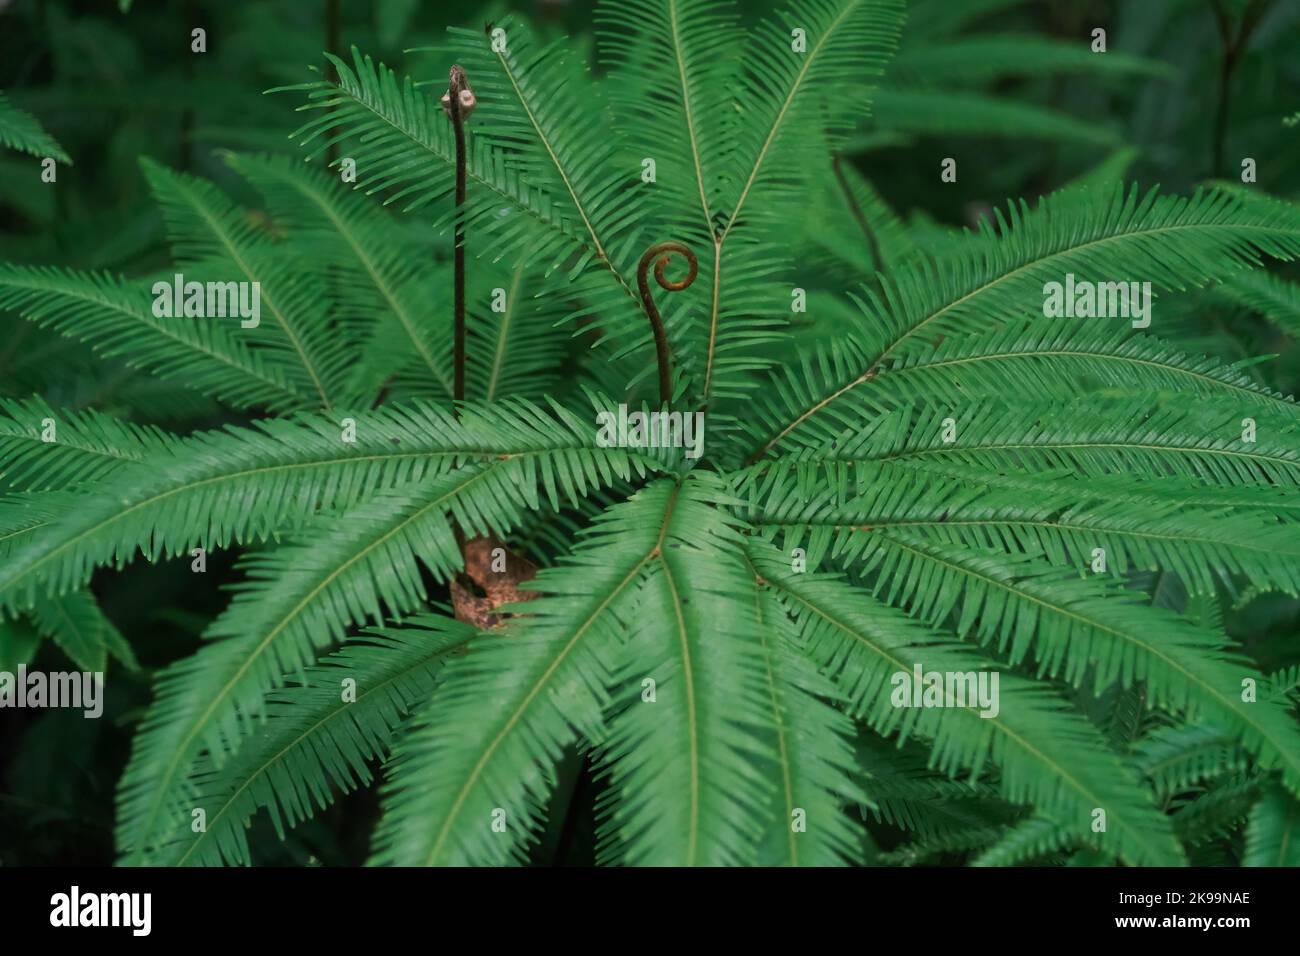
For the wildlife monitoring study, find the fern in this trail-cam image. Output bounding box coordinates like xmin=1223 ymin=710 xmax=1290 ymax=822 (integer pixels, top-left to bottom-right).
xmin=2 ymin=0 xmax=1299 ymax=870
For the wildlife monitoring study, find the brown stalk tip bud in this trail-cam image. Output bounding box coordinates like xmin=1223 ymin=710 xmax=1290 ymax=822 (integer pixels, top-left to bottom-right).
xmin=442 ymin=64 xmax=477 ymax=122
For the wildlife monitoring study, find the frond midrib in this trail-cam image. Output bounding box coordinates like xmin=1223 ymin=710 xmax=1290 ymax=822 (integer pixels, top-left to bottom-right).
xmin=869 ymin=438 xmax=1298 ymax=470
xmin=705 ymin=0 xmax=864 ymax=401
xmin=759 ymin=515 xmax=1300 ymax=561
xmin=879 ymin=345 xmax=1298 ymax=412
xmin=744 ymin=552 xmax=798 ymax=866
xmin=486 ymin=262 xmax=526 ymax=401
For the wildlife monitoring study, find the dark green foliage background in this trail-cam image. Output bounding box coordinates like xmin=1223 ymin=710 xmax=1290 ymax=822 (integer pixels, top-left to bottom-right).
xmin=0 ymin=0 xmax=1298 ymax=865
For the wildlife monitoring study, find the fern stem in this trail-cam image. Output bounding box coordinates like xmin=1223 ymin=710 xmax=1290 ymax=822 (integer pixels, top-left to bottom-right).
xmin=831 ymin=154 xmax=882 ymax=277
xmin=1208 ymin=0 xmax=1270 ymax=178
xmin=448 ymin=65 xmax=471 ymax=402
xmin=325 ymin=0 xmax=340 ymax=167
xmin=636 ymin=241 xmax=697 ymax=407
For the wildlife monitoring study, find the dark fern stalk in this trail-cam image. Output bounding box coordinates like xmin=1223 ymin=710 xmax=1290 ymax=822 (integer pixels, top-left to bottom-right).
xmin=636 ymin=241 xmax=697 ymax=408
xmin=445 ymin=65 xmax=474 ymax=402
xmin=444 ymin=65 xmax=477 ymax=607
xmin=179 ymin=0 xmax=197 ymax=170
xmin=1209 ymin=0 xmax=1271 ymax=178
xmin=325 ymin=0 xmax=340 ymax=167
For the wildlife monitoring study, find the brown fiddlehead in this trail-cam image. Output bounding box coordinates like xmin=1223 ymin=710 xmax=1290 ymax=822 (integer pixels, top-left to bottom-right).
xmin=636 ymin=241 xmax=698 ymax=408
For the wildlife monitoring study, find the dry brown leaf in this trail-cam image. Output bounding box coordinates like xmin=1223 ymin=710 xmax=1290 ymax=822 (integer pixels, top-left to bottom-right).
xmin=450 ymin=534 xmax=539 ymax=629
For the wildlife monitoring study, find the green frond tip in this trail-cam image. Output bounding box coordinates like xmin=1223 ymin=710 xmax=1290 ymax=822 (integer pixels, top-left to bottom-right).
xmin=806 ymin=524 xmax=1300 ymax=798
xmin=0 ymin=265 xmax=307 ymax=413
xmin=28 ymin=588 xmax=137 ymax=673
xmin=0 ymin=92 xmax=70 ymax=163
xmin=140 ymin=158 xmax=348 ymax=410
xmin=0 ymin=395 xmax=181 ymax=491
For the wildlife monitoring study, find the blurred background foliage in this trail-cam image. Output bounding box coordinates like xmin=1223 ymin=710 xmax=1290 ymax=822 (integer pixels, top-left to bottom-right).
xmin=0 ymin=0 xmax=1297 ymax=864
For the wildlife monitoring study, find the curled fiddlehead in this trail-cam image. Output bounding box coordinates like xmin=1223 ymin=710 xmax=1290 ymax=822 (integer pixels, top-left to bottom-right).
xmin=636 ymin=241 xmax=698 ymax=408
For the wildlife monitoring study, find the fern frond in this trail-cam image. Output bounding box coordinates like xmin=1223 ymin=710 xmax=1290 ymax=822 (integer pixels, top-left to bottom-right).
xmin=464 ymin=257 xmax=566 ymax=402
xmin=595 ymin=0 xmax=790 ymax=403
xmin=1057 ymin=147 xmax=1140 ymax=199
xmin=225 ymin=152 xmax=453 ymax=400
xmin=1134 ymin=724 xmax=1247 ymax=795
xmin=719 ymin=0 xmax=905 ymax=226
xmin=822 ymin=529 xmax=1300 ymax=796
xmin=748 ymin=554 xmax=866 ymax=865
xmin=808 ymin=156 xmax=917 ymax=278
xmin=0 ymin=396 xmax=180 ymax=491
xmin=855 ymin=733 xmax=1007 ymax=841
xmin=161 ymin=616 xmax=475 ymax=866
xmin=1171 ymin=774 xmax=1260 ymax=845
xmin=746 ymin=459 xmax=1300 ymax=595
xmin=28 ymin=587 xmax=137 ymax=672
xmin=596 ymin=0 xmax=739 ymax=237
xmin=280 ymin=48 xmax=607 ymax=285
xmin=748 ymin=549 xmax=1184 ymax=866
xmin=0 ymin=91 xmax=70 ymax=162
xmin=819 ymin=399 xmax=1300 ymax=488
xmin=745 ymin=184 xmax=1300 ymax=459
xmin=1244 ymin=784 xmax=1300 ymax=866
xmin=0 ymin=265 xmax=306 ymax=412
xmin=0 ymin=493 xmax=62 ymax=564
xmin=1213 ymin=268 xmax=1300 ymax=338
xmin=1266 ymin=665 xmax=1300 ymax=705
xmin=0 ymin=399 xmax=647 ymax=613
xmin=445 ymin=19 xmax=638 ymax=290
xmin=971 ymin=815 xmax=1082 ymax=867
xmin=594 ymin=480 xmax=783 ymax=866
xmin=369 ymin=479 xmax=688 ymax=866
xmin=864 ymin=322 xmax=1298 ymax=415
xmin=698 ymin=0 xmax=905 ymax=401
xmin=141 ymin=159 xmax=347 ymax=408
xmin=883 ymin=463 xmax=1300 ymax=522
xmin=119 ymin=450 xmax=605 ymax=863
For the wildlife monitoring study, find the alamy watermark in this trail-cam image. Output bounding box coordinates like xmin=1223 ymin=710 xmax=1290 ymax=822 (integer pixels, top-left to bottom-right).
xmin=50 ymin=886 xmax=151 ymax=936
xmin=0 ymin=665 xmax=103 ymax=718
xmin=152 ymin=273 xmax=260 ymax=328
xmin=1042 ymin=273 xmax=1151 ymax=329
xmin=595 ymin=403 xmax=705 ymax=459
xmin=890 ymin=663 xmax=1000 ymax=719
